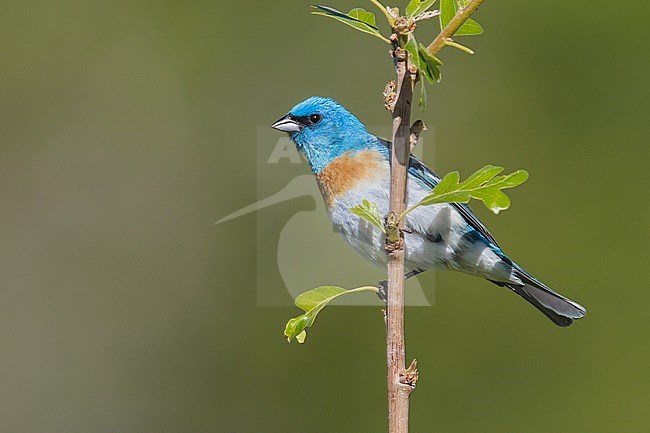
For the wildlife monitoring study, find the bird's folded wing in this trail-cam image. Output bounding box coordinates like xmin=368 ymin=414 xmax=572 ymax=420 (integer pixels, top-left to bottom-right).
xmin=376 ymin=136 xmax=500 ymax=248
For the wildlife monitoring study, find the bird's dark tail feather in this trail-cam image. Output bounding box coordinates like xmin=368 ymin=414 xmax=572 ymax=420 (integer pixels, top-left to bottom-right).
xmin=493 ymin=266 xmax=586 ymax=327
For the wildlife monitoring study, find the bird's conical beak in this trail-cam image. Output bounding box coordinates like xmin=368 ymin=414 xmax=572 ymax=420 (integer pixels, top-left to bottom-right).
xmin=271 ymin=114 xmax=302 ymax=133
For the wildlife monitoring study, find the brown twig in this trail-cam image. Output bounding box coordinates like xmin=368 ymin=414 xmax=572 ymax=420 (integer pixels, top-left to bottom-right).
xmin=385 ymin=42 xmax=415 ymax=433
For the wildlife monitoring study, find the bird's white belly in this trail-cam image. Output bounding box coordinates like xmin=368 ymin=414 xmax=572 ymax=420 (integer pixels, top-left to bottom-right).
xmin=324 ymin=175 xmax=516 ymax=284
xmin=326 ymin=176 xmax=470 ymax=274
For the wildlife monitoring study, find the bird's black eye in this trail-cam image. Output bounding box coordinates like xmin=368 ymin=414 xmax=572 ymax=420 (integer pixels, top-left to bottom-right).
xmin=309 ymin=114 xmax=322 ymax=124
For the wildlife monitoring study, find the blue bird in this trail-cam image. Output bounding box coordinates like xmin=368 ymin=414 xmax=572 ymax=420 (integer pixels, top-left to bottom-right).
xmin=271 ymin=96 xmax=586 ymax=326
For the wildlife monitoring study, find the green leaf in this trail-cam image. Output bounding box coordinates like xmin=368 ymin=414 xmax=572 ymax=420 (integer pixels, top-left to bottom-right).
xmin=284 ymin=315 xmax=309 ymax=342
xmin=284 ymin=286 xmax=344 ymax=343
xmin=296 ymin=330 xmax=307 ymax=343
xmin=404 ymin=34 xmax=422 ymax=72
xmin=419 ymin=78 xmax=427 ymax=110
xmin=419 ymin=190 xmax=470 ymax=206
xmin=439 ymin=0 xmax=484 ymax=36
xmin=349 ymin=199 xmax=385 ymax=233
xmin=485 ymin=170 xmax=530 ymax=188
xmin=406 ymin=0 xmax=437 ymax=19
xmin=284 ymin=285 xmax=378 ymax=343
xmin=416 ymin=166 xmax=529 ymax=214
xmin=459 ymin=165 xmax=503 ymax=189
xmin=439 ymin=0 xmax=455 ymax=28
xmin=294 ymin=285 xmax=347 ymax=315
xmin=407 ymin=36 xmax=442 ymax=86
xmin=454 ymin=18 xmax=483 ymax=36
xmin=348 ymin=7 xmax=378 ymax=27
xmin=419 ymin=44 xmax=443 ymax=66
xmin=433 ymin=170 xmax=460 ymax=193
xmin=311 ymin=5 xmax=390 ymax=43
xmin=471 ymin=189 xmax=510 ymax=213
xmin=418 ymin=43 xmax=442 ymax=83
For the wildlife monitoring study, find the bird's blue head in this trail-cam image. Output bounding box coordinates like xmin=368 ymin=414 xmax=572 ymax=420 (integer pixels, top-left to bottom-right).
xmin=271 ymin=96 xmax=378 ymax=173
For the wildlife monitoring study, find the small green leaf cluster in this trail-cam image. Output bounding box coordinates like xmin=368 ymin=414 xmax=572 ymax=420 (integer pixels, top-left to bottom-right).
xmin=284 ymin=285 xmax=378 ymax=343
xmin=311 ymin=1 xmax=485 ymax=109
xmin=404 ymin=33 xmax=443 ymax=109
xmin=349 ymin=199 xmax=385 ymax=233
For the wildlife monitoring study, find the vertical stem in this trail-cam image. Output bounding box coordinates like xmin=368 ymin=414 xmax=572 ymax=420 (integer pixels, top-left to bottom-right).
xmin=386 ymin=48 xmax=416 ymax=433
xmin=383 ymin=4 xmax=486 ymax=431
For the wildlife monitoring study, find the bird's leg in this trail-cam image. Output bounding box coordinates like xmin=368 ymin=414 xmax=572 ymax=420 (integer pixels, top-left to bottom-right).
xmin=376 ymin=269 xmax=424 ymax=302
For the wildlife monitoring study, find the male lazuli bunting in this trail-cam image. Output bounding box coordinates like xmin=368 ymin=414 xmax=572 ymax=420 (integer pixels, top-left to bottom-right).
xmin=271 ymin=96 xmax=586 ymax=326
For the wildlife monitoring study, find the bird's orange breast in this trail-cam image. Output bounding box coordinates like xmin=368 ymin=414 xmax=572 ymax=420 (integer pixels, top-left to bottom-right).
xmin=315 ymin=150 xmax=384 ymax=207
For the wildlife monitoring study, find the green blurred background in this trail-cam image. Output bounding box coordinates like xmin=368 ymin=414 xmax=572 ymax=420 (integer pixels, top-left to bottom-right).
xmin=1 ymin=1 xmax=649 ymax=432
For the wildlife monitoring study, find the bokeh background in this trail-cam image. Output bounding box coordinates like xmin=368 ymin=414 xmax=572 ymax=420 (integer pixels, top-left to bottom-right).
xmin=1 ymin=1 xmax=649 ymax=432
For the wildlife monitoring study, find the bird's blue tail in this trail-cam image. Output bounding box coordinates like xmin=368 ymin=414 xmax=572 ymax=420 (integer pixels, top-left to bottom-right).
xmin=494 ymin=265 xmax=586 ymax=327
